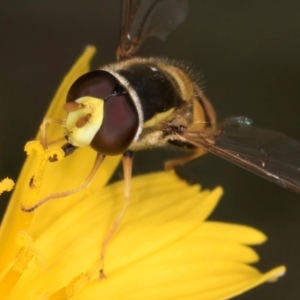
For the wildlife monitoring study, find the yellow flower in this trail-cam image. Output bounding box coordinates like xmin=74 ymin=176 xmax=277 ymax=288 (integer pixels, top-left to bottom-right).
xmin=0 ymin=47 xmax=285 ymax=300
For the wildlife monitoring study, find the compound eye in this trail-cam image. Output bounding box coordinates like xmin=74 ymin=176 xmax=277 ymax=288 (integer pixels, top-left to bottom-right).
xmin=66 ymin=70 xmax=118 ymax=101
xmin=91 ymin=90 xmax=139 ymax=155
xmin=66 ymin=70 xmax=139 ymax=156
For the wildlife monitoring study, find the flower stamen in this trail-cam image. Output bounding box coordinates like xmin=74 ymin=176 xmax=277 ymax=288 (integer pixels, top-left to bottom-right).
xmin=0 ymin=231 xmax=43 ymax=298
xmin=21 ymin=141 xmax=64 ymax=212
xmin=0 ymin=177 xmax=14 ymax=195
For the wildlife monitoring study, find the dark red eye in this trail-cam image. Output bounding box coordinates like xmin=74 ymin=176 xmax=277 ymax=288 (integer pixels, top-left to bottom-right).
xmin=91 ymin=90 xmax=139 ymax=155
xmin=66 ymin=70 xmax=139 ymax=155
xmin=66 ymin=70 xmax=118 ymax=102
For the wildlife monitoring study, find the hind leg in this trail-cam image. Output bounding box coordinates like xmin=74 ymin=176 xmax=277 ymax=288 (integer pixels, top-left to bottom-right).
xmin=164 ymin=148 xmax=206 ymax=170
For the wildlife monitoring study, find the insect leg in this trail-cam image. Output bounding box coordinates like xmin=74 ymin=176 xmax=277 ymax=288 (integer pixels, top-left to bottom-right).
xmin=99 ymin=150 xmax=133 ymax=278
xmin=164 ymin=149 xmax=206 ymax=170
xmin=122 ymin=150 xmax=133 ymax=199
xmin=22 ymin=153 xmax=106 ymax=212
xmin=40 ymin=117 xmax=65 ymax=149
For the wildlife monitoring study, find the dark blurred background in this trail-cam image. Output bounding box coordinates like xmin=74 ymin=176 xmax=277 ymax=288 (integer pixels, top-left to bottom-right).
xmin=1 ymin=1 xmax=300 ymax=299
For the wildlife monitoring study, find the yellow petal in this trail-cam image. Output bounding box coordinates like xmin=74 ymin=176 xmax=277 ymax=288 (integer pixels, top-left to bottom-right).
xmin=3 ymin=171 xmax=284 ymax=300
xmin=0 ymin=46 xmax=97 ymax=279
xmin=196 ymin=222 xmax=267 ymax=245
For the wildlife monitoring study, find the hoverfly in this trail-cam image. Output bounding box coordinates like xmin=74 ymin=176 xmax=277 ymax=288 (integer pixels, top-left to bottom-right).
xmin=24 ymin=0 xmax=300 ymax=212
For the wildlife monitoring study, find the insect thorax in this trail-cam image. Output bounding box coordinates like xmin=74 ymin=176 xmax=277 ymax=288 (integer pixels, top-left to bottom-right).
xmin=102 ymin=57 xmax=212 ymax=151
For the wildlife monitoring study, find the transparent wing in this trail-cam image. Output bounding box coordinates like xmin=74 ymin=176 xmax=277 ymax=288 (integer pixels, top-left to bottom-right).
xmin=178 ymin=117 xmax=300 ymax=194
xmin=117 ymin=0 xmax=189 ymax=60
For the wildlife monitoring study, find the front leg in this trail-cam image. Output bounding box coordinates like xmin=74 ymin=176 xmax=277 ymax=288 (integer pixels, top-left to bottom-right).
xmin=23 ymin=152 xmax=106 ymax=212
xmin=40 ymin=117 xmax=65 ymax=149
xmin=100 ymin=150 xmax=134 ymax=277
